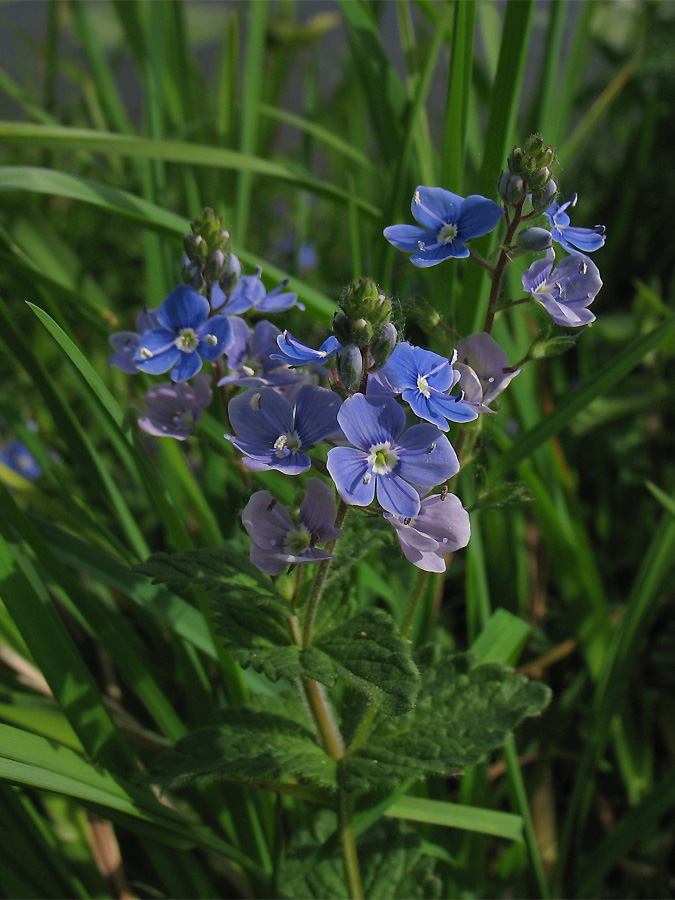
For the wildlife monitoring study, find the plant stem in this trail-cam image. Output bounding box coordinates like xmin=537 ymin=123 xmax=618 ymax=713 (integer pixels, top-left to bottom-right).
xmin=483 ymin=201 xmax=523 ymax=334
xmin=338 ymin=779 xmax=365 ymax=900
xmin=301 ymin=499 xmax=349 ymax=647
xmin=400 ymin=568 xmax=431 ymax=639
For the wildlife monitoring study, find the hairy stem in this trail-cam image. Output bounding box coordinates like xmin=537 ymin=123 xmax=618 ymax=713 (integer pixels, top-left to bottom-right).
xmin=483 ymin=202 xmax=523 ymax=334
xmin=301 ymin=499 xmax=349 ymax=646
xmin=338 ymin=779 xmax=365 ymax=900
xmin=400 ymin=568 xmax=431 ymax=639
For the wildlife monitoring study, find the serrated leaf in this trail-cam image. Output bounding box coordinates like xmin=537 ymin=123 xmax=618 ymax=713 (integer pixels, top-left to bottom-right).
xmin=150 ymin=710 xmax=336 ymax=791
xmin=135 ymin=540 xmax=267 ymax=591
xmin=344 ymin=652 xmax=551 ymax=793
xmin=280 ymin=815 xmax=441 ymax=900
xmin=310 ymin=609 xmax=420 ymax=716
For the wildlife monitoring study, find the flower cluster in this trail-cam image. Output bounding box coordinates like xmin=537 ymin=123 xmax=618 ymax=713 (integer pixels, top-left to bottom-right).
xmin=109 ymin=140 xmax=606 ymax=577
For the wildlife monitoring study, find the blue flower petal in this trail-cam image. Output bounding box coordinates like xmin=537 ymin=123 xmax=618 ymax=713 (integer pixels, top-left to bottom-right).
xmin=396 ymin=428 xmax=459 ymax=486
xmin=294 ymin=386 xmax=342 ymax=448
xmin=382 ymin=224 xmax=431 ymax=252
xmin=171 ymin=351 xmax=203 ymax=383
xmin=457 ymin=195 xmax=505 ymax=241
xmin=410 ymin=242 xmax=469 ymax=267
xmin=326 ymin=446 xmax=375 ymax=507
xmin=299 ymin=478 xmax=341 ymax=541
xmin=158 ymin=285 xmax=210 ymax=332
xmin=336 ymin=395 xmax=406 ymax=450
xmin=198 ymin=315 xmax=233 ymax=360
xmin=228 ymin=388 xmax=294 ymax=445
xmin=412 ymin=186 xmax=463 ymax=229
xmin=376 ymin=473 xmax=421 ymax=518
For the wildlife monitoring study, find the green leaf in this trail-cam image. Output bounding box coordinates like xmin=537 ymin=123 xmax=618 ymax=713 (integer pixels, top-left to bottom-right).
xmin=136 ymin=541 xmax=268 ymax=590
xmin=344 ymin=651 xmax=551 ymax=793
xmin=469 ymin=608 xmax=531 ymax=666
xmin=280 ymin=815 xmax=442 ymax=900
xmin=309 ymin=609 xmax=420 ymax=716
xmin=149 ymin=710 xmax=336 ymax=791
xmin=386 ymin=795 xmax=523 ymax=842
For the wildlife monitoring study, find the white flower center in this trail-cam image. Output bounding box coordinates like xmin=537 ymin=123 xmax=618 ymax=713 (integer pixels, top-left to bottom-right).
xmin=175 ymin=328 xmax=199 ymax=352
xmin=366 ymin=441 xmax=399 ymax=475
xmin=437 ymin=222 xmax=458 ymax=244
xmin=274 ymin=431 xmax=302 ymax=457
xmin=417 ymin=374 xmax=431 ymax=398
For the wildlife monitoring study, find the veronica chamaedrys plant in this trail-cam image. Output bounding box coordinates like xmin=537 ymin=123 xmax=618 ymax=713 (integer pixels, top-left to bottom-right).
xmin=211 ymin=267 xmax=304 ymax=313
xmin=454 ymin=333 xmax=522 ymax=413
xmin=544 ymin=194 xmax=606 ymax=255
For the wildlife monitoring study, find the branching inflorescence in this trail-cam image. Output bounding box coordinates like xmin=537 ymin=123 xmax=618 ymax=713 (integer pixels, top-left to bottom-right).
xmin=111 ymin=137 xmax=605 ymax=899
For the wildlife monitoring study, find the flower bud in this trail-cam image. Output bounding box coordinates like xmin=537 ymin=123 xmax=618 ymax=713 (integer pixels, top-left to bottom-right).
xmin=337 ymin=344 xmax=363 ymax=390
xmin=204 ymin=249 xmax=226 ymax=282
xmin=530 ymin=166 xmax=551 ymax=192
xmin=499 ymin=171 xmax=526 ymax=206
xmin=408 ymin=297 xmax=441 ymax=331
xmin=530 ymin=179 xmax=558 ymax=213
xmin=530 ymin=334 xmax=579 ymax=359
xmin=219 ymin=253 xmax=241 ymax=294
xmin=516 ymin=227 xmax=553 ymax=252
xmin=332 ymin=311 xmax=352 ymax=345
xmin=180 ymin=253 xmax=204 ymax=289
xmin=524 ymin=133 xmax=545 ymax=156
xmin=352 ymin=318 xmax=373 ymax=346
xmin=508 ymin=146 xmax=525 ymax=174
xmin=370 ymin=322 xmax=398 ymax=368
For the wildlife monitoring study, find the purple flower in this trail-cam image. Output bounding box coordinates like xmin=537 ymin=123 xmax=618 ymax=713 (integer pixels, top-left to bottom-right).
xmin=543 ymin=194 xmax=606 ymax=255
xmin=217 ymin=318 xmax=303 ymax=390
xmin=108 ymin=308 xmax=160 ymax=374
xmin=137 ymin=374 xmax=212 ymax=440
xmin=454 ymin=333 xmax=521 ymax=413
xmin=211 ymin=268 xmax=304 ymax=314
xmin=326 ymin=394 xmax=459 ymax=518
xmin=383 ymin=186 xmax=504 ymax=267
xmin=384 ymin=492 xmax=470 ymax=573
xmin=134 ymin=285 xmax=233 ymax=382
xmin=271 ymin=331 xmax=341 ymax=368
xmin=522 ymin=249 xmax=603 ymax=327
xmin=225 ymin=385 xmax=342 ymax=475
xmin=381 ymin=342 xmax=478 ymax=430
xmin=242 ymin=478 xmax=342 ymax=575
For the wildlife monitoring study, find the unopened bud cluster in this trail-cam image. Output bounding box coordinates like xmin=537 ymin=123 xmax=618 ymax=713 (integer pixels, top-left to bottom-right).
xmin=499 ymin=133 xmax=557 ymax=212
xmin=332 ymin=278 xmax=398 ymax=388
xmin=181 ymin=207 xmax=239 ymax=293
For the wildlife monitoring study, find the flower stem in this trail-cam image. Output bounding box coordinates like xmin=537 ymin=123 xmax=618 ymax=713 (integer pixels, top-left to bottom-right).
xmin=400 ymin=568 xmax=431 ymax=640
xmin=301 ymin=500 xmax=349 ymax=647
xmin=483 ymin=201 xmax=524 ymax=334
xmin=338 ymin=779 xmax=365 ymax=900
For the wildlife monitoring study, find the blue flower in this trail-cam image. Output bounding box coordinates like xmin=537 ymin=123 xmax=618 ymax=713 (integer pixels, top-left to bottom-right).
xmin=543 ymin=194 xmax=606 ymax=255
xmin=383 ymin=186 xmax=504 ymax=267
xmin=225 ymin=385 xmax=342 ymax=475
xmin=218 ymin=319 xmax=304 ymax=390
xmin=0 ymin=439 xmax=41 ymax=480
xmin=326 ymin=394 xmax=459 ymax=518
xmin=137 ymin=374 xmax=212 ymax=440
xmin=522 ymin=249 xmax=603 ymax=327
xmin=134 ymin=285 xmax=233 ymax=382
xmin=242 ymin=478 xmax=342 ymax=575
xmin=384 ymin=491 xmax=470 ymax=573
xmin=382 ymin=342 xmax=478 ymax=430
xmin=271 ymin=331 xmax=341 ymax=368
xmin=211 ymin=268 xmax=304 ymax=314
xmin=108 ymin=307 xmax=160 ymax=374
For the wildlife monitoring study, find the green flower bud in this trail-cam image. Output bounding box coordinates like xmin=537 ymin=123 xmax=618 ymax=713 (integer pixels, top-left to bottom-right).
xmin=370 ymin=322 xmax=398 ymax=368
xmin=332 ymin=311 xmax=352 ymax=345
xmin=499 ymin=171 xmax=526 ymax=206
xmin=531 ymin=179 xmax=558 ymax=213
xmin=530 ymin=166 xmax=551 ymax=192
xmin=337 ymin=344 xmax=364 ymax=391
xmin=508 ymin=146 xmax=525 ymax=174
xmin=352 ymin=318 xmax=373 ymax=346
xmin=530 ymin=334 xmax=578 ymax=359
xmin=516 ymin=227 xmax=553 ymax=252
